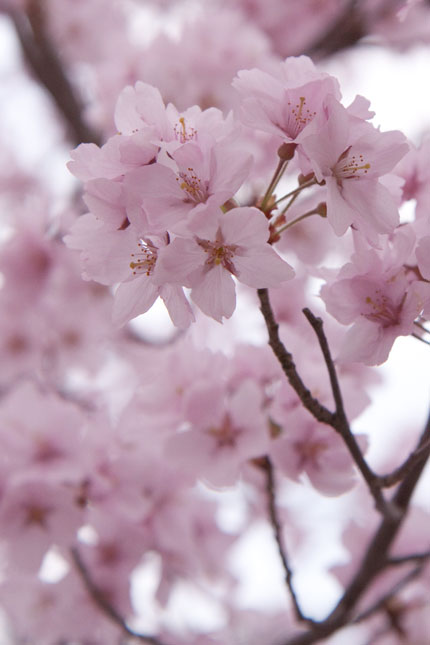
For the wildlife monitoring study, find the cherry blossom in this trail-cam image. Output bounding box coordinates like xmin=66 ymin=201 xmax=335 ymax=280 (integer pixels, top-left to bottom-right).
xmin=127 ymin=135 xmax=252 ymax=233
xmin=300 ymin=97 xmax=409 ymax=239
xmin=233 ymin=55 xmax=341 ymax=143
xmin=166 ymin=379 xmax=269 ymax=487
xmin=2 ymin=5 xmax=430 ymax=644
xmin=155 ymin=206 xmax=295 ymax=321
xmin=67 ymin=215 xmax=194 ymax=327
xmin=269 ymin=408 xmax=364 ymax=496
xmin=321 ymin=227 xmax=430 ymax=364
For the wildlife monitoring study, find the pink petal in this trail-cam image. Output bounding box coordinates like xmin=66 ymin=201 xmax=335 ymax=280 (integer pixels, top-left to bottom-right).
xmin=191 ymin=265 xmax=236 ymax=322
xmin=233 ymin=246 xmax=295 ymax=287
xmin=159 ymin=284 xmax=195 ymax=329
xmin=112 ymin=278 xmax=159 ymax=326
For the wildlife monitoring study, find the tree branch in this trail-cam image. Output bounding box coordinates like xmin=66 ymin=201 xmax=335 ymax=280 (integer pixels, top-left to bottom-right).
xmin=377 ymin=438 xmax=430 ymax=487
xmin=278 ymin=408 xmax=430 ymax=644
xmin=305 ymin=0 xmax=364 ymax=59
xmin=7 ymin=1 xmax=101 ymax=147
xmin=301 ymin=307 xmax=391 ymax=516
xmin=71 ymin=547 xmax=169 ymax=645
xmin=258 ymin=291 xmax=430 ymax=643
xmin=257 ymin=289 xmax=333 ymax=425
xmin=352 ymin=564 xmax=424 ymax=624
xmin=261 ymin=456 xmax=315 ymax=626
xmin=387 ymin=551 xmax=430 ymax=567
xmin=257 ymin=289 xmax=390 ymax=516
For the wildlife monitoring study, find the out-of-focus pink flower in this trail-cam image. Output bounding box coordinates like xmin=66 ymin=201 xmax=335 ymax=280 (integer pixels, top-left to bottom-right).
xmin=270 ymin=407 xmax=365 ymax=496
xmin=166 ymin=379 xmax=269 ymax=487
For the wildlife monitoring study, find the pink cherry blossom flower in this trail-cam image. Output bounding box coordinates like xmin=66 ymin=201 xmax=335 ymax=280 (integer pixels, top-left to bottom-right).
xmin=138 ymin=6 xmax=274 ymax=112
xmin=112 ymin=232 xmax=195 ymax=328
xmin=68 ymin=133 xmax=157 ymax=182
xmin=300 ymin=98 xmax=409 ymax=239
xmin=396 ymin=133 xmax=430 ymax=218
xmin=225 ymin=0 xmax=345 ymax=58
xmin=233 ymin=55 xmax=340 ymax=143
xmin=0 ymin=568 xmax=123 ymax=644
xmin=125 ymin=135 xmax=252 ymax=233
xmin=165 ymin=379 xmax=269 ymax=487
xmin=154 ymin=206 xmax=295 ymax=322
xmin=0 ymin=475 xmax=84 ymax=572
xmin=114 ymin=80 xmax=230 ymax=151
xmin=270 ymin=409 xmax=364 ymax=496
xmin=66 ymin=213 xmax=194 ymax=327
xmin=321 ymin=227 xmax=430 ymax=364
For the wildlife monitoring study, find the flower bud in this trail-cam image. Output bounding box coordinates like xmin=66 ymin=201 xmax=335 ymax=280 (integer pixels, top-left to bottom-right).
xmin=277 ymin=142 xmax=297 ymax=161
xmin=316 ymin=202 xmax=327 ymax=218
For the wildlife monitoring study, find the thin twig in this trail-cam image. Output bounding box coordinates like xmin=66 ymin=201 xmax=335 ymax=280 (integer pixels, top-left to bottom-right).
xmin=412 ymin=332 xmax=430 ymax=346
xmin=71 ymin=547 xmax=168 ymax=645
xmin=301 ymin=308 xmax=391 ymax=516
xmin=273 ymin=177 xmax=317 ymax=207
xmin=258 ymin=289 xmax=391 ymax=516
xmin=262 ymin=456 xmax=315 ymax=626
xmin=260 ymin=159 xmax=288 ymax=213
xmin=386 ymin=551 xmax=430 ymax=567
xmin=353 ymin=564 xmax=424 ymax=624
xmin=279 ymin=408 xmax=430 ymax=644
xmin=257 ymin=289 xmax=333 ymax=425
xmin=274 ymin=209 xmax=320 ymax=236
xmin=377 ymin=439 xmax=430 ymax=487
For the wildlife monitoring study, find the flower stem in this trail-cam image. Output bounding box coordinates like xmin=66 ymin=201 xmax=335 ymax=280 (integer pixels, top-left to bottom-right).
xmin=274 ymin=177 xmax=318 ymax=207
xmin=260 ymin=159 xmax=289 ymax=213
xmin=275 ymin=208 xmax=321 ymax=236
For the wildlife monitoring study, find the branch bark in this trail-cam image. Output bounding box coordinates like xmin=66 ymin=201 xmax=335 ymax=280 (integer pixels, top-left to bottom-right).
xmin=257 ymin=289 xmax=391 ymax=516
xmin=279 ymin=410 xmax=430 ymax=644
xmin=7 ymin=1 xmax=101 ymax=147
xmin=261 ymin=456 xmax=316 ymax=625
xmin=71 ymin=547 xmax=169 ymax=645
xmin=257 ymin=289 xmax=430 ymax=644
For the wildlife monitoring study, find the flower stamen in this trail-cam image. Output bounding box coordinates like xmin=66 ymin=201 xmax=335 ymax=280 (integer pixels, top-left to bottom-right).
xmin=129 ymin=239 xmax=158 ymax=276
xmin=174 ymin=117 xmax=197 ymax=144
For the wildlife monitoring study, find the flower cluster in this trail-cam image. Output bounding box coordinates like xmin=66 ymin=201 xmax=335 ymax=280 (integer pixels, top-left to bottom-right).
xmin=66 ymin=54 xmax=430 ymax=367
xmin=66 ymin=81 xmax=294 ymax=325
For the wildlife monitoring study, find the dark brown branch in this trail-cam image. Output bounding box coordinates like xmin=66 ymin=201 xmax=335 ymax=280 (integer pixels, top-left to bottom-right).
xmin=305 ymin=0 xmax=364 ymax=59
xmin=257 ymin=289 xmax=333 ymax=425
xmin=8 ymin=1 xmax=101 ymax=147
xmin=259 ymin=291 xmax=430 ymax=643
xmin=71 ymin=547 xmax=168 ymax=645
xmin=387 ymin=551 xmax=430 ymax=567
xmin=278 ymin=409 xmax=430 ymax=645
xmin=378 ymin=439 xmax=430 ymax=487
xmin=261 ymin=456 xmax=315 ymax=626
xmin=303 ymin=306 xmax=430 ymax=493
xmin=258 ymin=289 xmax=390 ymax=516
xmin=303 ymin=0 xmax=410 ymax=61
xmin=301 ymin=308 xmax=345 ymax=420
xmin=353 ymin=564 xmax=424 ymax=624
xmin=301 ymin=307 xmax=391 ymax=516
